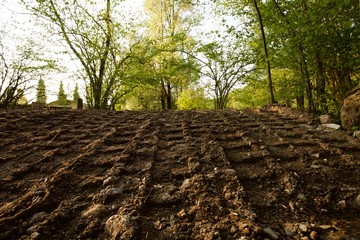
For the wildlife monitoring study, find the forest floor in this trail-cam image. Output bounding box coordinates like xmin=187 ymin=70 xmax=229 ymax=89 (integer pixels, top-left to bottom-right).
xmin=0 ymin=106 xmax=359 ymax=240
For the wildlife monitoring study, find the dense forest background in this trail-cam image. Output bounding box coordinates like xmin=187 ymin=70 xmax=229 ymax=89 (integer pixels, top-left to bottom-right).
xmin=1 ymin=0 xmax=359 ymax=117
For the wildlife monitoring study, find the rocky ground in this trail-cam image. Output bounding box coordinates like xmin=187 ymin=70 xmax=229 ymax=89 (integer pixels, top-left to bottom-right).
xmin=0 ymin=106 xmax=359 ymax=240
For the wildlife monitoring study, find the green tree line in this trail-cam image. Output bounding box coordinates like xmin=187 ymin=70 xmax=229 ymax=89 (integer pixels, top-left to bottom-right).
xmin=222 ymin=0 xmax=360 ymax=116
xmin=1 ymin=0 xmax=358 ymax=115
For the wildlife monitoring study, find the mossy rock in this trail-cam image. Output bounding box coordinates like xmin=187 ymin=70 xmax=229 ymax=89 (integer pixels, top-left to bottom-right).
xmin=341 ymin=85 xmax=360 ymax=130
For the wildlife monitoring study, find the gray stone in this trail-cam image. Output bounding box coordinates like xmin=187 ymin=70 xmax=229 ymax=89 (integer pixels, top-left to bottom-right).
xmin=311 ymin=165 xmax=322 ymax=169
xmin=26 ymin=226 xmax=36 ymax=234
xmin=338 ymin=200 xmax=347 ymax=209
xmin=105 ymin=214 xmax=137 ymax=240
xmin=105 ymin=187 xmax=123 ymax=196
xmin=297 ymin=193 xmax=307 ymax=201
xmin=284 ymin=227 xmax=296 ymax=237
xmin=30 ymin=232 xmax=40 ymax=239
xmin=149 ymin=184 xmax=181 ymax=204
xmin=319 ymin=115 xmax=334 ymax=124
xmin=353 ymin=131 xmax=360 ymax=138
xmin=263 ymin=227 xmax=279 ymax=240
xmin=298 ymin=223 xmax=308 ymax=232
xmin=317 ymin=123 xmax=341 ymax=131
xmin=224 ymin=168 xmax=236 ymax=174
xmin=29 ymin=212 xmax=47 ymax=225
xmin=103 ymin=176 xmax=118 ymax=186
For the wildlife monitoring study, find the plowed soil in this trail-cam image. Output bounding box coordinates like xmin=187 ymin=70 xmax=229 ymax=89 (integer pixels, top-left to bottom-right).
xmin=0 ymin=106 xmax=359 ymax=240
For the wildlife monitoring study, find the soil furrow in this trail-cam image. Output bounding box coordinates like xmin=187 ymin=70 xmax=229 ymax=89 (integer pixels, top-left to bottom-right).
xmin=0 ymin=108 xmax=359 ymax=239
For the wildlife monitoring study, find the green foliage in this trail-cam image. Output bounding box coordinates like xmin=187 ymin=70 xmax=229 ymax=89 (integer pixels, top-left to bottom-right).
xmin=22 ymin=0 xmax=142 ymax=110
xmin=176 ymin=87 xmax=213 ymax=110
xmin=16 ymin=0 xmax=360 ymax=112
xmin=17 ymin=96 xmax=28 ymax=105
xmin=196 ymin=40 xmax=252 ymax=109
xmin=218 ymin=0 xmax=360 ymax=114
xmin=57 ymin=81 xmax=68 ymax=105
xmin=229 ymin=79 xmax=268 ymax=109
xmin=0 ymin=32 xmax=57 ymax=108
xmin=352 ymin=126 xmax=360 ymax=131
xmin=116 ymin=84 xmax=161 ymax=110
xmin=36 ymin=78 xmax=47 ymax=104
xmin=140 ymin=0 xmax=201 ymax=109
xmin=73 ymin=83 xmax=80 ymax=101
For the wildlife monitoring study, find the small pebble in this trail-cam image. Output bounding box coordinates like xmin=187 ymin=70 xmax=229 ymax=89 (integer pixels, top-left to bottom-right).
xmin=27 ymin=226 xmax=36 ymax=234
xmin=103 ymin=176 xmax=118 ymax=186
xmin=180 ymin=179 xmax=192 ymax=190
xmin=299 ymin=223 xmax=308 ymax=233
xmin=30 ymin=232 xmax=40 ymax=239
xmin=29 ymin=212 xmax=47 ymax=225
xmin=338 ymin=200 xmax=346 ymax=209
xmin=153 ymin=220 xmax=163 ymax=230
xmin=310 ymin=231 xmax=318 ymax=240
xmin=176 ymin=209 xmax=186 ymax=218
xmin=356 ymin=194 xmax=360 ymax=206
xmin=284 ymin=227 xmax=295 ymax=237
xmin=297 ymin=193 xmax=307 ymax=201
xmin=263 ymin=227 xmax=279 ymax=240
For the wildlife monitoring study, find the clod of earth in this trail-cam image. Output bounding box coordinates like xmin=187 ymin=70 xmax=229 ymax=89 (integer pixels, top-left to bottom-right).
xmin=0 ymin=106 xmax=359 ymax=239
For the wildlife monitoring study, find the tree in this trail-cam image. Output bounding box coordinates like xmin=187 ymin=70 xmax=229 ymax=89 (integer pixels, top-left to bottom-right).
xmin=259 ymin=0 xmax=360 ymax=115
xmin=36 ymin=78 xmax=47 ymax=104
xmin=73 ymin=83 xmax=80 ymax=101
xmin=176 ymin=87 xmax=212 ymax=110
xmin=216 ymin=0 xmax=277 ymax=106
xmin=252 ymin=0 xmax=276 ymax=104
xmin=22 ymin=0 xmax=139 ymax=109
xmin=218 ymin=0 xmax=360 ymax=115
xmin=0 ymin=33 xmax=56 ymax=108
xmin=57 ymin=80 xmax=67 ymax=105
xmin=143 ymin=0 xmax=200 ymax=109
xmin=194 ymin=41 xmax=252 ymax=109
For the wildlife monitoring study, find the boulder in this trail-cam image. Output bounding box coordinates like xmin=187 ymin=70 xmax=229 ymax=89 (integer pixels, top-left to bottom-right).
xmin=341 ymin=85 xmax=360 ymax=130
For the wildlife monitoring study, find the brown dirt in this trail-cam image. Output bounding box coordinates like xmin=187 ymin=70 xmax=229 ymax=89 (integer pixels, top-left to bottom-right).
xmin=0 ymin=106 xmax=359 ymax=240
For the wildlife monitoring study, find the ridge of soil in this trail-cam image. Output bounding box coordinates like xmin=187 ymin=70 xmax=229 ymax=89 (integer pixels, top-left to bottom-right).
xmin=0 ymin=106 xmax=359 ymax=240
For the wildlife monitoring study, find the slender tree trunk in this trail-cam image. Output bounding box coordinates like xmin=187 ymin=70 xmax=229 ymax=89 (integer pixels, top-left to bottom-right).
xmin=253 ymin=0 xmax=276 ymax=104
xmin=296 ymin=96 xmax=305 ymax=111
xmin=97 ymin=0 xmax=111 ymax=109
xmin=299 ymin=50 xmax=314 ymax=112
xmin=160 ymin=79 xmax=166 ymax=110
xmin=160 ymin=95 xmax=166 ymax=110
xmin=316 ymin=55 xmax=327 ymax=113
xmin=166 ymin=81 xmax=172 ymax=109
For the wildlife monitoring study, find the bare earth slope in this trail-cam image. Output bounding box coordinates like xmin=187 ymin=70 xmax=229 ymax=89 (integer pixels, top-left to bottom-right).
xmin=0 ymin=107 xmax=359 ymax=240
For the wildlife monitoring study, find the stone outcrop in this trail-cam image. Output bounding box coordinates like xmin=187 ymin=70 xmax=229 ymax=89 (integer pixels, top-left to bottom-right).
xmin=341 ymin=85 xmax=360 ymax=130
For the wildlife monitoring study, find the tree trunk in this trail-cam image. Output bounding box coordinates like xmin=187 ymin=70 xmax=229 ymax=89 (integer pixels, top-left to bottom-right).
xmin=296 ymin=43 xmax=314 ymax=112
xmin=166 ymin=81 xmax=172 ymax=109
xmin=296 ymin=95 xmax=305 ymax=111
xmin=160 ymin=79 xmax=166 ymax=110
xmin=253 ymin=0 xmax=276 ymax=104
xmin=316 ymin=55 xmax=327 ymax=113
xmin=96 ymin=0 xmax=112 ymax=109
